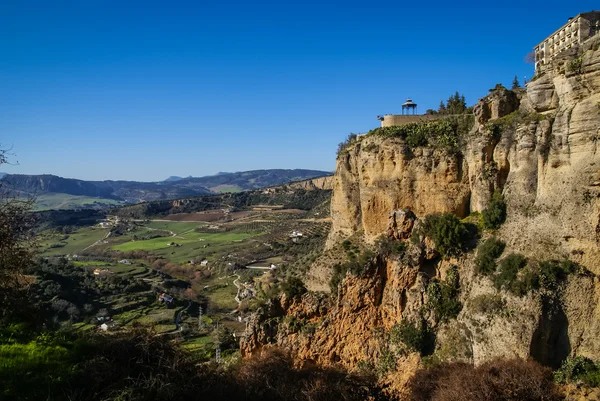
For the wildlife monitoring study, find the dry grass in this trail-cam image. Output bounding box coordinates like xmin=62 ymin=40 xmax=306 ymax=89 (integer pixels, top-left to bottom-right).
xmin=408 ymin=358 xmax=561 ymax=401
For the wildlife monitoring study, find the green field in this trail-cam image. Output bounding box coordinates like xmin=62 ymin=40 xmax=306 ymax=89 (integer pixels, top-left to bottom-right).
xmin=112 ymin=231 xmax=254 ymax=253
xmin=144 ymin=221 xmax=204 ymax=234
xmin=41 ymin=226 xmax=109 ymax=256
xmin=209 ymin=184 xmax=243 ymax=193
xmin=33 ymin=193 xmax=124 ymax=211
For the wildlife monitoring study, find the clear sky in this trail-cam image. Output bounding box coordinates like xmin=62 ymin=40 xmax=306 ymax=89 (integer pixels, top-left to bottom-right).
xmin=1 ymin=1 xmax=597 ymax=181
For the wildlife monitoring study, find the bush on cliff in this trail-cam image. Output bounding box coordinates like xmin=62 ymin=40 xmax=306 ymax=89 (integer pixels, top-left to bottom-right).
xmin=474 ymin=237 xmax=505 ymax=275
xmin=367 ymin=115 xmax=474 ymax=155
xmin=390 ymin=319 xmax=434 ymax=356
xmin=329 ymin=249 xmax=377 ymax=295
xmin=493 ymin=253 xmax=529 ymax=293
xmin=426 ymin=267 xmax=462 ymax=323
xmin=375 ymin=235 xmax=407 ymax=257
xmin=482 ymin=190 xmax=507 ymax=229
xmin=416 ymin=213 xmax=469 ymax=257
xmin=337 ymin=133 xmax=358 ymax=157
xmin=281 ymin=277 xmax=307 ymax=299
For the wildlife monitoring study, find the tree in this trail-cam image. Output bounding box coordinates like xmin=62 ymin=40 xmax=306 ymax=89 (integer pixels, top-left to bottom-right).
xmin=512 ymin=75 xmax=521 ymax=89
xmin=0 ymin=148 xmax=36 ymax=319
xmin=438 ymin=101 xmax=446 ymax=114
xmin=438 ymin=92 xmax=467 ymax=115
xmin=524 ymin=50 xmax=536 ymax=64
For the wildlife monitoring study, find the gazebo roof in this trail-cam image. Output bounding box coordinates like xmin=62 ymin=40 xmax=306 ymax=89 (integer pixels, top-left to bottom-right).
xmin=402 ymin=98 xmax=417 ymax=107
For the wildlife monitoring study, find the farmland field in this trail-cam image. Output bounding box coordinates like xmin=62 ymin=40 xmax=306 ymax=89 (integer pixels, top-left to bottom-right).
xmin=33 ymin=193 xmax=124 ymax=211
xmin=34 ymin=202 xmax=331 ymax=360
xmin=40 ymin=226 xmax=109 ymax=256
xmin=144 ymin=221 xmax=203 ymax=233
xmin=111 ymin=231 xmax=254 ymax=253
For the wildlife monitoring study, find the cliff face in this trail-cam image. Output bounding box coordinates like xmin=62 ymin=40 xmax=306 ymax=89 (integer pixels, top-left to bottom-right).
xmin=328 ymin=39 xmax=600 ymax=273
xmin=242 ymin=37 xmax=600 ymax=397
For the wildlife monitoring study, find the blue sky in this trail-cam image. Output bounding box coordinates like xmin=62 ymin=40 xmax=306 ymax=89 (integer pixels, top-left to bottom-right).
xmin=1 ymin=1 xmax=597 ymax=181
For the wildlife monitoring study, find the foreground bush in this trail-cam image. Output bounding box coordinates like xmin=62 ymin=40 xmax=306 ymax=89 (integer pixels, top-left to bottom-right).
xmin=1 ymin=326 xmax=384 ymax=401
xmin=554 ymin=356 xmax=600 ymax=387
xmin=408 ymin=359 xmax=561 ymax=401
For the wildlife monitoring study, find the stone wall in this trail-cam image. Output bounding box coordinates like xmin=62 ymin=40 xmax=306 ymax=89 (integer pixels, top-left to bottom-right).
xmin=378 ymin=114 xmax=442 ymax=127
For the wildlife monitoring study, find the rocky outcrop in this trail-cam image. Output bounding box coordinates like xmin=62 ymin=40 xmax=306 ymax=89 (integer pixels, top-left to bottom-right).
xmin=328 ymin=139 xmax=471 ymax=246
xmin=263 ymin=175 xmax=334 ymax=193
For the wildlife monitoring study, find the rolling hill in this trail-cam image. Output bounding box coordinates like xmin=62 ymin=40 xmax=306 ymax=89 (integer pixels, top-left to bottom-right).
xmin=1 ymin=169 xmax=332 ymax=210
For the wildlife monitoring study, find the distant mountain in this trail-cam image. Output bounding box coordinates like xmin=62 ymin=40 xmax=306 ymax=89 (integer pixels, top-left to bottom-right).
xmin=0 ymin=172 xmax=6 ymax=179
xmin=1 ymin=169 xmax=332 ymax=209
xmin=174 ymin=169 xmax=332 ymax=193
xmin=1 ymin=174 xmax=212 ymax=204
xmin=163 ymin=175 xmax=192 ymax=182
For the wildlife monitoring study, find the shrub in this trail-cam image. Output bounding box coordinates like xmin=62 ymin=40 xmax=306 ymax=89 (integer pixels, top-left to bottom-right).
xmin=567 ymin=56 xmax=583 ymax=74
xmin=329 ymin=250 xmax=376 ymax=294
xmin=426 ymin=267 xmax=462 ymax=322
xmin=281 ymin=277 xmax=307 ymax=299
xmin=538 ymin=259 xmax=578 ymax=289
xmin=474 ymin=237 xmax=505 ymax=275
xmin=367 ymin=116 xmax=474 ymax=155
xmin=376 ymin=348 xmax=397 ymax=376
xmin=408 ymin=359 xmax=561 ymax=401
xmin=554 ymin=356 xmax=600 ymax=387
xmin=494 ymin=253 xmax=528 ymax=294
xmin=375 ymin=235 xmax=407 ymax=257
xmin=390 ymin=320 xmax=434 ymax=355
xmin=417 ymin=213 xmax=469 ymax=257
xmin=482 ymin=191 xmax=507 ymax=229
xmin=337 ymin=133 xmax=358 ymax=157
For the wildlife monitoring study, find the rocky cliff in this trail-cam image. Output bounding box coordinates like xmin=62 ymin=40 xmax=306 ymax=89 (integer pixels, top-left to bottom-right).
xmin=241 ymin=37 xmax=600 ymax=398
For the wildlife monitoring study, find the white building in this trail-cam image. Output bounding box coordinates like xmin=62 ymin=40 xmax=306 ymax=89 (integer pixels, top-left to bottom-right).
xmin=534 ymin=11 xmax=600 ymax=69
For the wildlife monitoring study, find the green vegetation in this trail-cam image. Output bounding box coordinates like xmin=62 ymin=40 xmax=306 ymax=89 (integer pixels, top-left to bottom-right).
xmin=481 ymin=191 xmax=507 ymax=230
xmin=375 ymin=234 xmax=408 ymax=257
xmin=475 ymin=248 xmax=586 ymax=297
xmin=414 ymin=213 xmax=470 ymax=257
xmin=484 ymin=110 xmax=546 ymax=142
xmin=493 ymin=253 xmax=529 ymax=294
xmin=426 ymin=92 xmax=470 ymax=115
xmin=426 ymin=267 xmax=462 ymax=323
xmin=33 ymin=193 xmax=124 ymax=211
xmin=337 ymin=133 xmax=358 ymax=156
xmin=281 ymin=277 xmax=307 ymax=299
xmin=512 ymin=75 xmax=521 ymax=89
xmin=40 ymin=226 xmax=108 ymax=256
xmin=329 ymin=246 xmax=376 ymax=294
xmin=390 ymin=319 xmax=433 ymax=356
xmin=376 ymin=348 xmax=397 ymax=376
xmin=554 ymin=356 xmax=600 ymax=387
xmin=567 ymin=55 xmax=583 ymax=74
xmin=112 ymin=231 xmax=253 ymax=253
xmin=367 ymin=115 xmax=474 ymax=155
xmin=474 ymin=237 xmax=505 ymax=275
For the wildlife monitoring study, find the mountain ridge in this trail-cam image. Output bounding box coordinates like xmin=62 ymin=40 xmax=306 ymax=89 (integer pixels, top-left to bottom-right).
xmin=1 ymin=169 xmax=332 ymax=208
